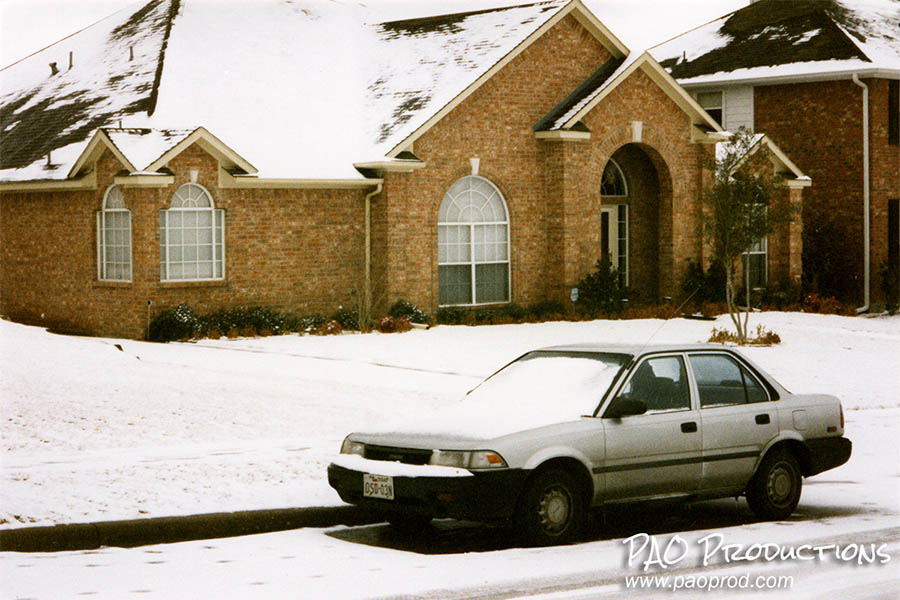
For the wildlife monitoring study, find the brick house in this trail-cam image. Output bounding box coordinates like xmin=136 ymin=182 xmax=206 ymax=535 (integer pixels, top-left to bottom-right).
xmin=0 ymin=0 xmax=809 ymax=339
xmin=652 ymin=0 xmax=900 ymax=308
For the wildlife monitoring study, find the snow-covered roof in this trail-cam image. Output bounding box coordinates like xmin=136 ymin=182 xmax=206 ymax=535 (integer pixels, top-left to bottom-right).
xmin=651 ymin=0 xmax=900 ymax=86
xmin=2 ymin=0 xmax=606 ymax=184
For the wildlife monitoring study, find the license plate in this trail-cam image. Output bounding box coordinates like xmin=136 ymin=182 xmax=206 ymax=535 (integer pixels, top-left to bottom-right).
xmin=363 ymin=474 xmax=394 ymax=500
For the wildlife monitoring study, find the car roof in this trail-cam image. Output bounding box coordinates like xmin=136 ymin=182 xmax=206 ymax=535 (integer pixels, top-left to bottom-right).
xmin=536 ymin=343 xmax=739 ymax=357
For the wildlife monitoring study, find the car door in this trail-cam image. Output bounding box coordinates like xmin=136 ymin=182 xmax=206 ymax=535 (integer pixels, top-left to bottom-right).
xmin=600 ymin=354 xmax=702 ymax=501
xmin=688 ymin=352 xmax=778 ymax=491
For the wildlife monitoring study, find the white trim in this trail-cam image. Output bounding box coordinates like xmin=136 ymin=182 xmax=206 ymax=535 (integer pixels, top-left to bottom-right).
xmin=534 ymin=130 xmax=591 ymax=141
xmin=68 ymin=129 xmax=136 ymax=178
xmin=147 ymin=126 xmax=257 ymax=175
xmin=218 ymin=168 xmax=381 ymax=189
xmin=676 ymin=68 xmax=900 ymax=89
xmin=438 ymin=175 xmax=511 ymax=306
xmin=160 ymin=183 xmax=225 ymax=282
xmin=97 ymin=184 xmax=132 ymax=282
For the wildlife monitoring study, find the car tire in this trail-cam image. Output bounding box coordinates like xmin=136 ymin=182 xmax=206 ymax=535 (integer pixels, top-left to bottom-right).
xmin=386 ymin=514 xmax=432 ymax=535
xmin=746 ymin=449 xmax=802 ymax=520
xmin=516 ymin=468 xmax=585 ymax=546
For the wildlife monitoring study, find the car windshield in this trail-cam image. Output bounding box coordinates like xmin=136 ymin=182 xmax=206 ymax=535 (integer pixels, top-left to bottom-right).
xmin=371 ymin=350 xmax=631 ymax=440
xmin=467 ymin=350 xmax=630 ymax=416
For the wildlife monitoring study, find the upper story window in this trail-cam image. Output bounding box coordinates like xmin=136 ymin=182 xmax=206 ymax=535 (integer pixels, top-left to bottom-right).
xmin=601 ymin=159 xmax=627 ymax=197
xmin=438 ymin=176 xmax=510 ymax=306
xmin=160 ymin=183 xmax=224 ymax=281
xmin=889 ymin=79 xmax=899 ymax=146
xmin=697 ymin=91 xmax=724 ymax=126
xmin=97 ymin=185 xmax=132 ymax=282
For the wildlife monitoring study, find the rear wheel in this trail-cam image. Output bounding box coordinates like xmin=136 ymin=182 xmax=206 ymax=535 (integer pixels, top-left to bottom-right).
xmin=516 ymin=469 xmax=585 ymax=546
xmin=746 ymin=449 xmax=802 ymax=520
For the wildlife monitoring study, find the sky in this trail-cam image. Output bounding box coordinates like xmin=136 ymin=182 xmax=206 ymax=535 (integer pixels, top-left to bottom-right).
xmin=0 ymin=0 xmax=750 ymax=69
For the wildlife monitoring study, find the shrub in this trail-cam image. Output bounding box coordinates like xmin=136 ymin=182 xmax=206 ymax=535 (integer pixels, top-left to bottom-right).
xmin=682 ymin=260 xmax=726 ymax=308
xmin=388 ymin=300 xmax=430 ymax=324
xmin=574 ymin=258 xmax=628 ymax=316
xmin=316 ymin=320 xmax=343 ymax=335
xmin=436 ymin=307 xmax=469 ymax=325
xmin=331 ymin=306 xmax=359 ymax=331
xmin=375 ymin=315 xmax=412 ymax=333
xmin=709 ymin=324 xmax=781 ymax=345
xmin=147 ymin=304 xmax=198 ymax=342
xmin=527 ymin=300 xmax=567 ymax=321
xmin=801 ymin=293 xmax=853 ymax=315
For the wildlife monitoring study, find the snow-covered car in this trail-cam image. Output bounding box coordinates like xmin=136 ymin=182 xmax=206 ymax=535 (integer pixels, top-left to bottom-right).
xmin=327 ymin=344 xmax=851 ymax=545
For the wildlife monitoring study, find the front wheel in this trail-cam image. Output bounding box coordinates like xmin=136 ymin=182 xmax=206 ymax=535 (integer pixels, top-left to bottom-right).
xmin=746 ymin=449 xmax=802 ymax=520
xmin=516 ymin=469 xmax=585 ymax=546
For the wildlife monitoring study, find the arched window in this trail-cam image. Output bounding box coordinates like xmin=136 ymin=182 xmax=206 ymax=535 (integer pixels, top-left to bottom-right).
xmin=160 ymin=183 xmax=224 ymax=281
xmin=97 ymin=185 xmax=132 ymax=281
xmin=438 ymin=176 xmax=509 ymax=305
xmin=601 ymin=159 xmax=627 ymax=197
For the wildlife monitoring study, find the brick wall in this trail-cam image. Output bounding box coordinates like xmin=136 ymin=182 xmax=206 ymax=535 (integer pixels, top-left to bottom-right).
xmin=1 ymin=146 xmax=367 ymax=339
xmin=376 ymin=15 xmax=711 ymax=314
xmin=755 ymin=77 xmax=900 ymax=305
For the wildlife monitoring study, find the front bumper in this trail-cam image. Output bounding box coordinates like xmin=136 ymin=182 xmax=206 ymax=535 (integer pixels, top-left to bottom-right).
xmin=327 ymin=462 xmax=529 ymax=522
xmin=805 ymin=436 xmax=852 ymax=476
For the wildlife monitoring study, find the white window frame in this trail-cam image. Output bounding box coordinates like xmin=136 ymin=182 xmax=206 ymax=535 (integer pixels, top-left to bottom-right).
xmin=438 ymin=175 xmax=511 ymax=306
xmin=160 ymin=183 xmax=225 ymax=282
xmin=742 ymin=236 xmax=768 ymax=289
xmin=600 ymin=204 xmax=629 ymax=287
xmin=97 ymin=184 xmax=132 ymax=282
xmin=696 ymin=90 xmax=724 ymax=127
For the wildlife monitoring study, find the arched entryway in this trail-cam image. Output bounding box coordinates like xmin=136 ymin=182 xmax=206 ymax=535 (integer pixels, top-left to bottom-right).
xmin=600 ymin=143 xmax=672 ymax=302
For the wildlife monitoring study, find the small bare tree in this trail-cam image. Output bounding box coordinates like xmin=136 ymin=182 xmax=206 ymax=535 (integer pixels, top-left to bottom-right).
xmin=701 ymin=128 xmax=794 ymax=343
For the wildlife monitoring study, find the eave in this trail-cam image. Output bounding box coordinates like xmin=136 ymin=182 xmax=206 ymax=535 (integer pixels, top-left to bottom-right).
xmin=218 ymin=168 xmax=382 ymax=190
xmin=0 ymin=170 xmax=97 ymax=193
xmin=534 ymin=130 xmax=591 ymax=141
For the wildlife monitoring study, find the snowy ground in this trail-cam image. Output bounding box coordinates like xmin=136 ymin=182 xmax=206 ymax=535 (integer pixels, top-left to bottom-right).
xmin=1 ymin=312 xmax=898 ymax=529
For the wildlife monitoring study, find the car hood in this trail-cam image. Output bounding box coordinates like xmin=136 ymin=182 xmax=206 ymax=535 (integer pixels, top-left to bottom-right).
xmin=350 ymin=395 xmax=594 ymax=445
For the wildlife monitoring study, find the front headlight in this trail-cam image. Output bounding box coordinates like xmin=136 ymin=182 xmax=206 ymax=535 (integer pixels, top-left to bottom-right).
xmin=430 ymin=449 xmax=507 ymax=469
xmin=340 ymin=438 xmax=365 ymax=456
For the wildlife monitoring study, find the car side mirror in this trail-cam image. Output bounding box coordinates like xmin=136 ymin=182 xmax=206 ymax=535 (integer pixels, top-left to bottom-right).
xmin=603 ymin=397 xmax=647 ymax=419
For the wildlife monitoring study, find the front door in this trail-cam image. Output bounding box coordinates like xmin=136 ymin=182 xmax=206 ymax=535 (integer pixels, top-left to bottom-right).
xmin=600 ymin=354 xmax=702 ymax=500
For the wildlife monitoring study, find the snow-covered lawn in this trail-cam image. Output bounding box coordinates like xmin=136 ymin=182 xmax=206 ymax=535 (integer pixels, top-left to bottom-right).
xmin=1 ymin=312 xmax=897 ymax=529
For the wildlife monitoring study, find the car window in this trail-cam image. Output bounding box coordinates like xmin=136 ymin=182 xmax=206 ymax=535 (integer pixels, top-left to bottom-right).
xmin=614 ymin=355 xmax=690 ymax=412
xmin=690 ymin=354 xmax=769 ymax=407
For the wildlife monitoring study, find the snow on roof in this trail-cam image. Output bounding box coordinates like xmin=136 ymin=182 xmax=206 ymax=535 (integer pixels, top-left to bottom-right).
xmin=365 ymin=0 xmax=567 ymax=157
xmin=651 ymin=0 xmax=900 ymax=86
xmin=0 ymin=0 xmax=172 ymax=181
xmin=104 ymin=127 xmax=193 ymax=172
xmin=1 ymin=0 xmax=574 ymax=183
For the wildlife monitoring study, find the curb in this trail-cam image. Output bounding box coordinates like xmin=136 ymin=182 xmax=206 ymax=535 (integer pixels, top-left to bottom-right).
xmin=0 ymin=505 xmax=384 ymax=553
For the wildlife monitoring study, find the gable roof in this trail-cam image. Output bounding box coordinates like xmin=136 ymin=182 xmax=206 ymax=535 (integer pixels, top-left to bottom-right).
xmin=0 ymin=0 xmax=633 ymax=185
xmin=651 ymin=0 xmax=900 ymax=86
xmin=537 ymin=51 xmax=724 ymax=133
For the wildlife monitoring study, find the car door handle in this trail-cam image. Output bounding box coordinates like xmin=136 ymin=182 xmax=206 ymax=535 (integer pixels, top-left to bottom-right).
xmin=755 ymin=414 xmax=771 ymax=425
xmin=681 ymin=421 xmax=698 ymax=433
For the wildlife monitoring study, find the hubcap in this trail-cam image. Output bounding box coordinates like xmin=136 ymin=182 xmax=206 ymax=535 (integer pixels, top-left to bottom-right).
xmin=538 ymin=486 xmax=571 ymax=533
xmin=767 ymin=463 xmax=794 ymax=506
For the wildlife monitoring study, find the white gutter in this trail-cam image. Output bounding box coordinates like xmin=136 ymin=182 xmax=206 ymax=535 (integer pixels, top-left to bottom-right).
xmin=851 ymin=73 xmax=870 ymax=313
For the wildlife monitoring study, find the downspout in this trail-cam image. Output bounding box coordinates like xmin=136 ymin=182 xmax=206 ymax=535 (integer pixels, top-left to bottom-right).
xmin=364 ymin=182 xmax=383 ymax=324
xmin=851 ymin=73 xmax=870 ymax=313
